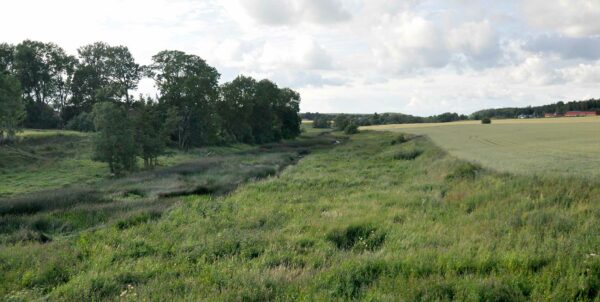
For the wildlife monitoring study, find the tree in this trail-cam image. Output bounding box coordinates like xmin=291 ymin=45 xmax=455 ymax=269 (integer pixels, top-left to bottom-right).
xmin=0 ymin=73 xmax=25 ymax=143
xmin=133 ymin=97 xmax=168 ymax=168
xmin=149 ymin=50 xmax=220 ymax=149
xmin=69 ymin=42 xmax=141 ymax=121
xmin=313 ymin=114 xmax=331 ymax=128
xmin=219 ymin=76 xmax=257 ymax=143
xmin=334 ymin=114 xmax=351 ymax=131
xmin=0 ymin=43 xmax=14 ymax=73
xmin=277 ymin=88 xmax=302 ymax=139
xmin=12 ymin=40 xmax=75 ymax=128
xmin=92 ymin=102 xmax=137 ymax=175
xmin=344 ymin=122 xmax=359 ymax=134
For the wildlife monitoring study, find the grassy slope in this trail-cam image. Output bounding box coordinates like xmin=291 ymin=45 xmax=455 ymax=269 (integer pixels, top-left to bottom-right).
xmin=363 ymin=117 xmax=600 ymax=177
xmin=2 ymin=131 xmax=599 ymax=301
xmin=0 ymin=130 xmax=225 ymax=197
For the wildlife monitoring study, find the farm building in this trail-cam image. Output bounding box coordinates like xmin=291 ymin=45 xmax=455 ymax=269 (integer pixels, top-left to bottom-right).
xmin=564 ymin=111 xmax=598 ymax=117
xmin=544 ymin=113 xmax=561 ymax=118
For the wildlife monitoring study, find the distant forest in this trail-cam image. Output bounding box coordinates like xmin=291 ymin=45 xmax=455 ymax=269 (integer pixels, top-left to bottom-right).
xmin=303 ymin=98 xmax=600 ymax=127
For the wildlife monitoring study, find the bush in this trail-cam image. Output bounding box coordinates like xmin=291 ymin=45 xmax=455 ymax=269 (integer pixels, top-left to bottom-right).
xmin=312 ymin=116 xmax=331 ymax=129
xmin=481 ymin=118 xmax=492 ymax=124
xmin=393 ymin=148 xmax=423 ymax=160
xmin=326 ymin=223 xmax=386 ymax=251
xmin=391 ymin=134 xmax=410 ymax=145
xmin=344 ymin=123 xmax=359 ymax=134
xmin=66 ymin=112 xmax=95 ymax=132
xmin=446 ymin=162 xmax=481 ymax=180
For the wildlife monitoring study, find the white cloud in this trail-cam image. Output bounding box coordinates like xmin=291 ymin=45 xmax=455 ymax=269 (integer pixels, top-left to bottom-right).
xmin=372 ymin=12 xmax=450 ymax=72
xmin=448 ymin=20 xmax=500 ymax=65
xmin=233 ymin=0 xmax=351 ymax=26
xmin=2 ymin=0 xmax=600 ymax=115
xmin=522 ymin=0 xmax=600 ymax=37
xmin=510 ymin=55 xmax=565 ymax=85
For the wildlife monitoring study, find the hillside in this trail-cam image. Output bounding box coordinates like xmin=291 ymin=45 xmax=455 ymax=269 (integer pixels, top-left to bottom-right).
xmin=2 ymin=130 xmax=599 ymax=300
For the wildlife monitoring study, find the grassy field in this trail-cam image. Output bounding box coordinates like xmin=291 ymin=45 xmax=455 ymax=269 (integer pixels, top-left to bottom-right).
xmin=0 ymin=130 xmax=228 ymax=197
xmin=1 ymin=130 xmax=599 ymax=300
xmin=363 ymin=117 xmax=600 ymax=178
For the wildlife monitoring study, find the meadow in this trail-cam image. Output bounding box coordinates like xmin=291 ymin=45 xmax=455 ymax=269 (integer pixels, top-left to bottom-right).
xmin=363 ymin=117 xmax=600 ymax=177
xmin=1 ymin=129 xmax=599 ymax=301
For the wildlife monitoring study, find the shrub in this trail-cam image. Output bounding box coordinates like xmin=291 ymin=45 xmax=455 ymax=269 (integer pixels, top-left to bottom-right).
xmin=446 ymin=162 xmax=481 ymax=180
xmin=66 ymin=112 xmax=95 ymax=132
xmin=393 ymin=148 xmax=423 ymax=160
xmin=481 ymin=118 xmax=492 ymax=124
xmin=344 ymin=123 xmax=359 ymax=135
xmin=312 ymin=116 xmax=331 ymax=128
xmin=391 ymin=134 xmax=409 ymax=145
xmin=326 ymin=223 xmax=386 ymax=251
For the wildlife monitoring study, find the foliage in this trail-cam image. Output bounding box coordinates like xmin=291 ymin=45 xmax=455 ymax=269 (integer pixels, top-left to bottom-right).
xmin=471 ymin=99 xmax=600 ymax=119
xmin=481 ymin=117 xmax=491 ymax=124
xmin=334 ymin=114 xmax=351 ymax=131
xmin=1 ymin=131 xmax=599 ymax=300
xmin=65 ymin=112 xmax=94 ymax=132
xmin=149 ymin=50 xmax=221 ymax=149
xmin=0 ymin=73 xmax=25 ymax=143
xmin=344 ymin=122 xmax=359 ymax=134
xmin=92 ymin=102 xmax=137 ymax=175
xmin=132 ymin=98 xmax=169 ymax=168
xmin=312 ymin=114 xmax=331 ymax=128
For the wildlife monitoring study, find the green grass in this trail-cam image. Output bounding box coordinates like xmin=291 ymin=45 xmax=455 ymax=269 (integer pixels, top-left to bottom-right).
xmin=0 ymin=130 xmax=251 ymax=197
xmin=1 ymin=130 xmax=599 ymax=300
xmin=363 ymin=117 xmax=600 ymax=178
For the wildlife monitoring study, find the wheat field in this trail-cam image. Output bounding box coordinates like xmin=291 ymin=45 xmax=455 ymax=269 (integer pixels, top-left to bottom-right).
xmin=363 ymin=117 xmax=600 ymax=178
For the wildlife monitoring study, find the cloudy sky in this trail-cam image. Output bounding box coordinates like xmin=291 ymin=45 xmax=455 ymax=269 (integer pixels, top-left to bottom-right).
xmin=2 ymin=0 xmax=600 ymax=115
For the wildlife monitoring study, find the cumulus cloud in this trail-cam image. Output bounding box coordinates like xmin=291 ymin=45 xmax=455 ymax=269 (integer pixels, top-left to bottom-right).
xmin=522 ymin=0 xmax=600 ymax=37
xmin=236 ymin=0 xmax=351 ymax=26
xmin=526 ymin=35 xmax=600 ymax=60
xmin=447 ymin=20 xmax=500 ymax=65
xmin=510 ymin=55 xmax=565 ymax=85
xmin=372 ymin=12 xmax=450 ymax=72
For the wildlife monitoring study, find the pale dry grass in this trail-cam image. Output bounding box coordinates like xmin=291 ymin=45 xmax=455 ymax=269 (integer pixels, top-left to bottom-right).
xmin=363 ymin=117 xmax=600 ymax=177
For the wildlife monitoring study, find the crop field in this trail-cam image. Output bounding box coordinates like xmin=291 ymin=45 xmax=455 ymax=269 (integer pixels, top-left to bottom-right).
xmin=1 ymin=130 xmax=599 ymax=300
xmin=363 ymin=117 xmax=600 ymax=178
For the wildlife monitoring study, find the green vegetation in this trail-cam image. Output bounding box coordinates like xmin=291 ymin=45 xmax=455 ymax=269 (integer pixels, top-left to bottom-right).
xmin=0 ymin=130 xmax=223 ymax=197
xmin=481 ymin=117 xmax=492 ymax=124
xmin=2 ymin=130 xmax=599 ymax=300
xmin=0 ymin=72 xmax=24 ymax=144
xmin=0 ymin=40 xmax=302 ymax=165
xmin=364 ymin=117 xmax=600 ymax=177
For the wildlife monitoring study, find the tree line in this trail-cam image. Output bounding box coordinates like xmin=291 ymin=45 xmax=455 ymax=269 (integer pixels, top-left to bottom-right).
xmin=304 ymin=112 xmax=469 ymax=129
xmin=0 ymin=40 xmax=301 ymax=174
xmin=470 ymin=99 xmax=600 ymax=119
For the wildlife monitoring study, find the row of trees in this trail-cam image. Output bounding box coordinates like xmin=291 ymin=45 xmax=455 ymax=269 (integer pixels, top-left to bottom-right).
xmin=0 ymin=40 xmax=302 ymax=174
xmin=306 ymin=112 xmax=469 ymax=129
xmin=471 ymin=99 xmax=600 ymax=119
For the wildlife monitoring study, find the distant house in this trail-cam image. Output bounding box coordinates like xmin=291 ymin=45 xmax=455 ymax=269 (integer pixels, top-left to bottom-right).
xmin=544 ymin=113 xmax=561 ymax=118
xmin=564 ymin=111 xmax=598 ymax=117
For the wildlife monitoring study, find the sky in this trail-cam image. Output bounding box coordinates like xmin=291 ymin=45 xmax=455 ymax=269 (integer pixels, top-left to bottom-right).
xmin=2 ymin=0 xmax=600 ymax=115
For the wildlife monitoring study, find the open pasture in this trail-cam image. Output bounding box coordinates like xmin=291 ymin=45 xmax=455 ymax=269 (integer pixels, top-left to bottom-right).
xmin=363 ymin=117 xmax=600 ymax=178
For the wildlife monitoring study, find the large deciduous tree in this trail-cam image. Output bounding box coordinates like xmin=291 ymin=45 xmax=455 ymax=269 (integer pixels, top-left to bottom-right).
xmin=218 ymin=76 xmax=257 ymax=144
xmin=92 ymin=102 xmax=137 ymax=175
xmin=12 ymin=40 xmax=76 ymax=128
xmin=0 ymin=73 xmax=25 ymax=144
xmin=69 ymin=42 xmax=141 ymax=119
xmin=149 ymin=50 xmax=220 ymax=149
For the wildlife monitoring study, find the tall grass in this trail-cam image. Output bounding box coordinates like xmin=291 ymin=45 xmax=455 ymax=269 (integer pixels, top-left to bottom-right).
xmin=1 ymin=131 xmax=599 ymax=300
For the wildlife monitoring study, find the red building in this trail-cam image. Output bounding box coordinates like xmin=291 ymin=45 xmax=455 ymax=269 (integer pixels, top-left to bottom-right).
xmin=564 ymin=111 xmax=598 ymax=117
xmin=544 ymin=113 xmax=561 ymax=118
